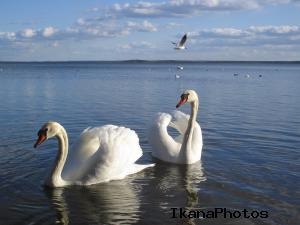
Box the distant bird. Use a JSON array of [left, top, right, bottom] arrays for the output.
[[233, 73, 239, 76], [172, 33, 187, 50], [175, 74, 181, 79], [259, 74, 262, 77], [177, 66, 184, 70]]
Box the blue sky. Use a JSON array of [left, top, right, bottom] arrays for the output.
[[1, 0, 300, 61]]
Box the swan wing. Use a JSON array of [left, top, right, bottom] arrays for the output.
[[148, 113, 181, 163], [170, 110, 189, 135], [191, 121, 203, 160], [77, 125, 145, 185], [62, 128, 102, 181]]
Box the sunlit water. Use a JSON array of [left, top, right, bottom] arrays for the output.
[[0, 61, 299, 225]]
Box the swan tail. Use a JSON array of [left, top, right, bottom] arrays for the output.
[[127, 163, 155, 175]]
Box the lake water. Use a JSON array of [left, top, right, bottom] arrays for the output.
[[0, 61, 299, 225]]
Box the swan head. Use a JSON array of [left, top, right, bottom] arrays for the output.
[[34, 121, 62, 148], [176, 89, 198, 108]]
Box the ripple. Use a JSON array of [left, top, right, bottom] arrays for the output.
[[1, 62, 299, 225]]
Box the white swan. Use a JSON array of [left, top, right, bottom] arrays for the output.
[[148, 90, 203, 164], [34, 121, 154, 187]]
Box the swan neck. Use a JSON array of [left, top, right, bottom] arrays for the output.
[[47, 126, 69, 187], [187, 101, 198, 141], [182, 100, 198, 162]]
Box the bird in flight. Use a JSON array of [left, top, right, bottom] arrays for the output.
[[172, 33, 187, 50]]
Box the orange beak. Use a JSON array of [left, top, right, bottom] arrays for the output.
[[34, 134, 47, 148], [176, 96, 188, 108]]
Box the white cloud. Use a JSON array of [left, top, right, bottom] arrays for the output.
[[165, 22, 183, 29], [127, 20, 157, 32], [248, 25, 299, 34], [206, 28, 249, 37], [21, 29, 36, 38], [191, 25, 300, 47], [1, 0, 299, 61], [90, 0, 299, 19], [0, 32, 16, 41], [108, 0, 258, 18], [43, 27, 56, 37], [119, 41, 156, 50], [77, 18, 86, 25]]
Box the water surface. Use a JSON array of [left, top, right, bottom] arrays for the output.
[[0, 61, 299, 224]]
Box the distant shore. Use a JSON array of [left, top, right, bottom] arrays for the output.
[[1, 60, 300, 64]]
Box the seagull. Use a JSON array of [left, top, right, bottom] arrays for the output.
[[177, 66, 184, 70], [172, 33, 187, 50]]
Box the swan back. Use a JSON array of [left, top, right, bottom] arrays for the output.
[[148, 113, 180, 162], [148, 111, 203, 164], [35, 121, 153, 187], [63, 125, 143, 185]]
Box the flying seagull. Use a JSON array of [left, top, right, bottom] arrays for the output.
[[172, 33, 187, 50]]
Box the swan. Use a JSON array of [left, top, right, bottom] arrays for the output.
[[34, 121, 154, 187], [148, 90, 203, 164]]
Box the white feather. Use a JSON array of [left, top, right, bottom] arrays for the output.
[[62, 125, 154, 185], [148, 110, 203, 164], [37, 121, 154, 187]]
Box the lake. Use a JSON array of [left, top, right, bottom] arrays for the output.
[[0, 61, 299, 225]]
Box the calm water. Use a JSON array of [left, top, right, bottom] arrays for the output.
[[0, 61, 299, 225]]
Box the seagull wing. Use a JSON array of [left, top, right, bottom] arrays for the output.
[[179, 34, 187, 46]]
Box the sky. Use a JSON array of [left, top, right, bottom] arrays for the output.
[[0, 0, 300, 61]]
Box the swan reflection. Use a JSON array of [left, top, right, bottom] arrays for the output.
[[139, 161, 206, 225], [46, 162, 205, 225], [154, 162, 205, 192], [46, 177, 142, 225], [46, 188, 69, 225]]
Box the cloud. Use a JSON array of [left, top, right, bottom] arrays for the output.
[[1, 0, 299, 60], [248, 25, 299, 34], [21, 29, 36, 38], [100, 0, 297, 19], [0, 31, 16, 41], [119, 41, 156, 50], [1, 23, 299, 53], [126, 20, 157, 32], [77, 18, 86, 26], [165, 22, 183, 29], [0, 18, 158, 46], [191, 25, 300, 47], [42, 27, 56, 37]]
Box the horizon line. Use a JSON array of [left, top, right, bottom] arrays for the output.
[[1, 59, 300, 63]]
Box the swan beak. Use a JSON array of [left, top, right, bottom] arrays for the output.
[[34, 133, 47, 148], [176, 96, 188, 108]]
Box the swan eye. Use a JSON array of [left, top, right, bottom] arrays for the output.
[[37, 128, 48, 136], [181, 93, 189, 100]]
